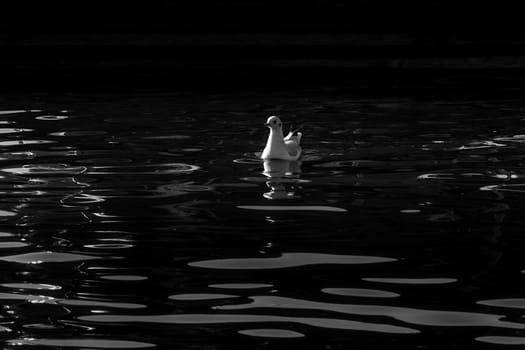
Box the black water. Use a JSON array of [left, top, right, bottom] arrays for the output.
[[0, 93, 525, 348]]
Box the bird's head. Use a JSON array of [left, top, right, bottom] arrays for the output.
[[265, 116, 283, 129]]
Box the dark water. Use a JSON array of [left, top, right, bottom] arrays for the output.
[[0, 93, 525, 349]]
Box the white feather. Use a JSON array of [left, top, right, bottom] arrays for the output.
[[261, 117, 302, 161]]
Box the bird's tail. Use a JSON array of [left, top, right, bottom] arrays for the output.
[[287, 124, 303, 144], [295, 132, 302, 144]]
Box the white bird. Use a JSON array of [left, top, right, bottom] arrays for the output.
[[261, 116, 302, 161]]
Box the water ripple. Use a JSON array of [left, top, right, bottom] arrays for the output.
[[87, 163, 199, 175], [238, 329, 305, 338], [35, 115, 69, 121], [322, 288, 400, 298], [7, 338, 156, 348], [237, 205, 347, 212], [99, 275, 148, 281], [476, 336, 525, 345], [217, 296, 525, 329], [0, 110, 26, 115], [0, 251, 100, 264], [477, 298, 525, 309], [60, 299, 146, 309], [169, 293, 239, 301], [1, 283, 61, 290], [209, 283, 274, 289], [0, 210, 17, 217], [49, 130, 107, 137], [189, 252, 396, 270], [494, 135, 525, 143], [481, 184, 525, 193], [79, 313, 419, 334], [2, 164, 87, 176], [0, 128, 33, 134], [362, 278, 457, 285], [0, 140, 54, 147], [0, 292, 146, 309], [143, 135, 190, 140]]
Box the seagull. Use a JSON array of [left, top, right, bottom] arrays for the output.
[[260, 116, 302, 161]]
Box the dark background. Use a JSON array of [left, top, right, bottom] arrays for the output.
[[2, 0, 525, 94]]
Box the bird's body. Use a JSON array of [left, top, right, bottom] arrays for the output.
[[261, 116, 302, 161]]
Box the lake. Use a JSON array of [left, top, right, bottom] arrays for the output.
[[0, 92, 524, 348]]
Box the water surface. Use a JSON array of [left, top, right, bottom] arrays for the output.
[[0, 93, 524, 348]]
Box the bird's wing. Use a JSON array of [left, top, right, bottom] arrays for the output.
[[284, 131, 302, 144], [285, 139, 301, 157]]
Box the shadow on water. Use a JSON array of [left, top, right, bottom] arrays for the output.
[[0, 94, 524, 348]]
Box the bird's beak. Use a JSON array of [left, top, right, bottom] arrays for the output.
[[264, 122, 270, 126]]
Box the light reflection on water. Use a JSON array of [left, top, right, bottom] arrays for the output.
[[0, 95, 523, 348]]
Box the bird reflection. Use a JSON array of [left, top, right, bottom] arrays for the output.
[[262, 159, 302, 200]]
